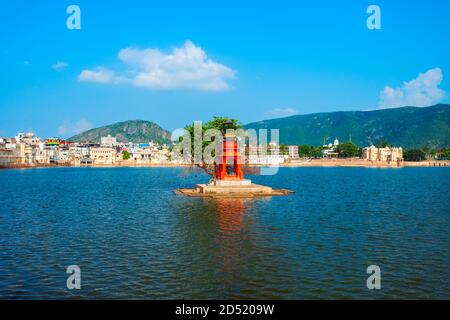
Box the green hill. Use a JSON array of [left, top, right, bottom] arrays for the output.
[[69, 120, 172, 144], [245, 104, 450, 149]]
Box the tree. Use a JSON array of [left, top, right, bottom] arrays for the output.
[[404, 149, 426, 161], [298, 145, 313, 157], [182, 116, 243, 177], [122, 150, 131, 160], [437, 148, 450, 160], [336, 141, 361, 158], [421, 146, 438, 160], [279, 144, 288, 155], [376, 139, 391, 148], [296, 145, 324, 158], [311, 146, 324, 158]]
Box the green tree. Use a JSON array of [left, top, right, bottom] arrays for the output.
[[298, 145, 313, 157], [291, 144, 324, 158], [376, 139, 391, 148], [421, 146, 437, 160], [296, 145, 322, 158], [122, 150, 131, 160], [336, 141, 360, 158], [311, 146, 324, 158], [404, 149, 426, 161], [279, 144, 288, 155], [437, 148, 450, 160], [184, 116, 241, 136], [182, 116, 243, 177]]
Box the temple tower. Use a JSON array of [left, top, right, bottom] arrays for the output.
[[217, 133, 244, 180]]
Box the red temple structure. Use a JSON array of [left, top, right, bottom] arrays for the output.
[[216, 133, 244, 180]]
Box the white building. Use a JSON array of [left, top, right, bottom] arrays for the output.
[[15, 132, 41, 145], [101, 135, 117, 147], [322, 138, 340, 158], [248, 154, 286, 165], [287, 145, 299, 159], [0, 138, 15, 149]]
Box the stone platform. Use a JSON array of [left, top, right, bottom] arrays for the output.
[[174, 179, 293, 198], [211, 179, 252, 187]]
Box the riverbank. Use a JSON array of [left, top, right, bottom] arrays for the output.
[[0, 162, 192, 169], [282, 158, 450, 168], [0, 163, 72, 169]]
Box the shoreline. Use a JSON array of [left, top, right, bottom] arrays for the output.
[[282, 159, 450, 168], [1, 159, 449, 170]]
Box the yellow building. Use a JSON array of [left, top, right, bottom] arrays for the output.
[[362, 145, 403, 162], [90, 147, 117, 165], [0, 148, 22, 166], [0, 142, 49, 167]]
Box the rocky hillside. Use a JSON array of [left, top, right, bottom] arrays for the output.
[[69, 120, 172, 144]]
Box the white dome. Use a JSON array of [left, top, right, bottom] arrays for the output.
[[333, 138, 339, 146]]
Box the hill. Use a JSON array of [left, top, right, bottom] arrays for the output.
[[69, 120, 172, 144], [244, 104, 450, 149]]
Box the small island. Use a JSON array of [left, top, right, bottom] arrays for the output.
[[175, 132, 293, 198], [173, 117, 293, 198]]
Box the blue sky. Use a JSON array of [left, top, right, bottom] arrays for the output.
[[1, 0, 449, 138]]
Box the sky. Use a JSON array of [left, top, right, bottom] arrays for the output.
[[1, 0, 449, 138]]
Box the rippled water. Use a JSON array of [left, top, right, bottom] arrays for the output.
[[0, 167, 449, 299]]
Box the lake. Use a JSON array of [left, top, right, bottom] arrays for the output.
[[0, 167, 449, 299]]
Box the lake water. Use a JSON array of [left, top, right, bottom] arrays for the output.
[[0, 167, 449, 299]]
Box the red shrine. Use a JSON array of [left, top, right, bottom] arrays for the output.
[[216, 133, 244, 180]]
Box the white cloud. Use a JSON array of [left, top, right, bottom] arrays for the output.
[[378, 68, 446, 108], [78, 41, 235, 91], [78, 67, 120, 84], [266, 107, 299, 117], [51, 61, 69, 71], [58, 118, 93, 137]]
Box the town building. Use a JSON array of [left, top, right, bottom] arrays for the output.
[[0, 137, 15, 149], [45, 138, 63, 147], [16, 132, 40, 145], [287, 145, 299, 159], [101, 135, 117, 147], [0, 141, 49, 166], [0, 133, 51, 167], [245, 141, 285, 165], [362, 145, 403, 162], [0, 147, 22, 166], [248, 154, 286, 165], [33, 143, 50, 164], [132, 144, 171, 164], [90, 147, 117, 165], [322, 138, 340, 158]]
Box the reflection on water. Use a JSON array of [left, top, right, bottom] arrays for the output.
[[0, 167, 449, 299], [214, 198, 246, 275]]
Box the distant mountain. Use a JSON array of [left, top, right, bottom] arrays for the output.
[[245, 104, 450, 149], [69, 120, 172, 144]]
